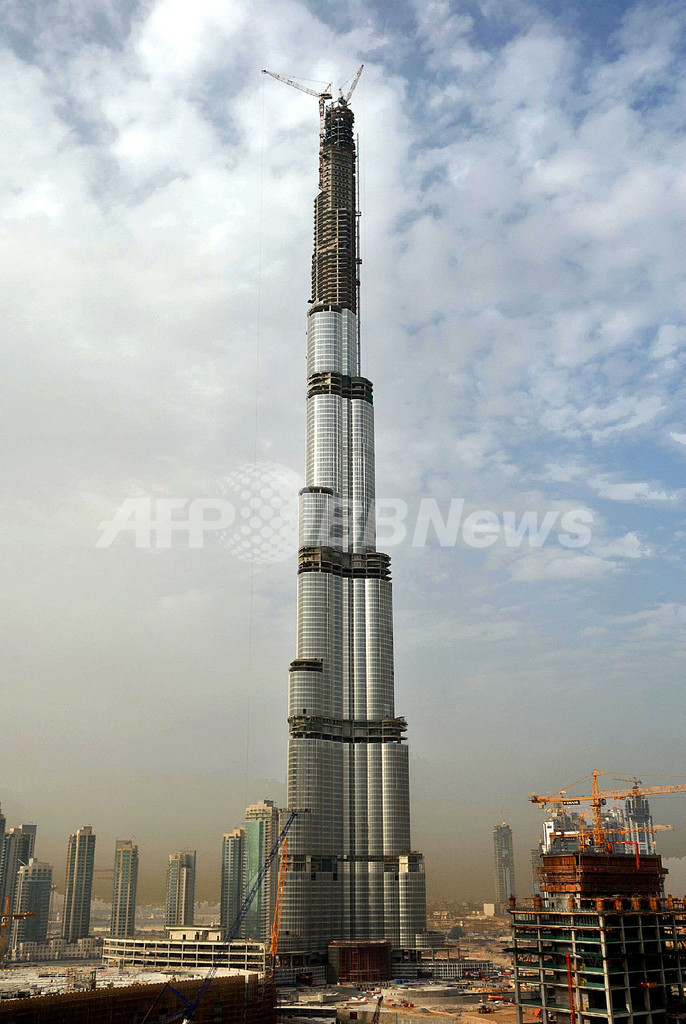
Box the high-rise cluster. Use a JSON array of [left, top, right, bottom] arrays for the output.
[[280, 95, 426, 954], [220, 800, 279, 942]]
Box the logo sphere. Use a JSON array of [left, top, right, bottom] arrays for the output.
[[218, 462, 302, 564]]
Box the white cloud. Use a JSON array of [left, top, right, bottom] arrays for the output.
[[610, 603, 686, 646], [652, 325, 685, 360], [589, 477, 676, 503], [593, 531, 651, 560]]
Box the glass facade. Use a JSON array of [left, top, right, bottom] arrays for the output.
[[220, 828, 245, 937], [62, 825, 95, 942], [165, 851, 195, 928], [12, 859, 52, 947], [281, 98, 426, 954], [110, 840, 138, 938]]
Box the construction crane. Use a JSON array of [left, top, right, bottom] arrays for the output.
[[143, 811, 297, 1024], [0, 896, 34, 965], [262, 66, 363, 184], [269, 836, 288, 967], [531, 770, 686, 848], [548, 810, 673, 850]]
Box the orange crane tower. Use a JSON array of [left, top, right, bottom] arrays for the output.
[[269, 836, 288, 963]]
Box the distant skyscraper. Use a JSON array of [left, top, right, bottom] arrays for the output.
[[243, 801, 279, 943], [0, 807, 4, 916], [493, 822, 516, 914], [0, 805, 5, 885], [12, 859, 52, 948], [110, 840, 138, 938], [0, 824, 37, 920], [165, 851, 195, 927], [624, 792, 654, 855], [220, 828, 245, 938], [63, 825, 96, 942]]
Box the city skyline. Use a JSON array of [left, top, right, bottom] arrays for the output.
[[2, 0, 686, 905]]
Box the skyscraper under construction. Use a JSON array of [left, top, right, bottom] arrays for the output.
[[279, 85, 426, 954]]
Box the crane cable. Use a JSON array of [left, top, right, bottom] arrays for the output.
[[244, 73, 267, 808]]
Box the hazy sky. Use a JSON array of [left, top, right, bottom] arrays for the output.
[[2, 0, 686, 905]]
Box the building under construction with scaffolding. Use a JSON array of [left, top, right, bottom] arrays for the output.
[[512, 777, 686, 1024]]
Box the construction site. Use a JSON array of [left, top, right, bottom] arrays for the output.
[[511, 772, 686, 1024], [0, 971, 276, 1024]]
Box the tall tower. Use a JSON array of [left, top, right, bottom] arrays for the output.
[[493, 822, 516, 914], [281, 93, 426, 954], [110, 840, 139, 938], [220, 828, 245, 937], [0, 824, 37, 922], [165, 851, 195, 927], [243, 800, 279, 942], [62, 824, 95, 942], [12, 859, 52, 949]]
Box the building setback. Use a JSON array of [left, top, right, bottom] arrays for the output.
[[279, 88, 426, 954], [62, 825, 96, 942], [11, 858, 52, 948], [110, 839, 138, 938], [493, 822, 516, 914], [165, 851, 195, 927]]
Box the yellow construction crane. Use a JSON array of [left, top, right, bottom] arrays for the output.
[[531, 770, 686, 847], [552, 811, 673, 849], [269, 836, 288, 964]]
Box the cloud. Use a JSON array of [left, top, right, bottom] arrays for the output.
[[506, 530, 651, 581], [609, 603, 686, 647], [652, 325, 685, 360], [588, 477, 677, 503]]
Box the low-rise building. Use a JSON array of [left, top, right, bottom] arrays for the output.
[[11, 936, 101, 962], [101, 931, 266, 972]]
